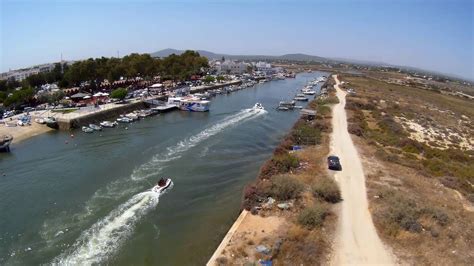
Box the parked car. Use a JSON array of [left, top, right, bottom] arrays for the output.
[[327, 155, 342, 171]]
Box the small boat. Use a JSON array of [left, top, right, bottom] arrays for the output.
[[277, 106, 289, 111], [44, 117, 58, 129], [35, 118, 45, 124], [0, 135, 13, 152], [302, 89, 316, 95], [254, 103, 264, 110], [100, 121, 117, 128], [279, 100, 296, 109], [151, 178, 172, 194], [295, 106, 303, 109], [82, 126, 94, 133], [116, 117, 132, 123], [125, 113, 139, 121], [294, 96, 309, 101], [89, 124, 102, 131]]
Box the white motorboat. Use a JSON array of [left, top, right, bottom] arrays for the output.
[[151, 178, 173, 194], [294, 95, 309, 101], [125, 113, 139, 121], [254, 103, 264, 110], [279, 100, 296, 109], [116, 117, 132, 123], [82, 126, 94, 133], [35, 118, 45, 124], [89, 124, 102, 131], [277, 106, 289, 111], [100, 121, 118, 128], [302, 89, 316, 95], [170, 96, 210, 112]]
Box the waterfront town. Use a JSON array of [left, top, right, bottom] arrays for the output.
[[2, 1, 473, 265], [0, 52, 304, 149]]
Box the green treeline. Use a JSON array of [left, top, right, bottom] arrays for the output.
[[0, 51, 209, 107]]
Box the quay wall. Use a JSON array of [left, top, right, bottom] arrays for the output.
[[56, 101, 149, 130], [55, 80, 243, 130]]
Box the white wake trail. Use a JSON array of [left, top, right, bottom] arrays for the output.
[[52, 185, 172, 265], [131, 107, 266, 180]]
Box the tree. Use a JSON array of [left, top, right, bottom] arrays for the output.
[[216, 75, 225, 82], [110, 87, 127, 101], [203, 76, 215, 84], [3, 87, 35, 108]]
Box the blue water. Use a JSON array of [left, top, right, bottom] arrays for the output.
[[0, 72, 325, 265]]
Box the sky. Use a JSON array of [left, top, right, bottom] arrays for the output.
[[1, 0, 473, 79]]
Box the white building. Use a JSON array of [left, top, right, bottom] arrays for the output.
[[0, 63, 57, 82], [254, 61, 274, 74], [215, 60, 249, 74]]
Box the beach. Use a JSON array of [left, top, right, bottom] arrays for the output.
[[0, 122, 52, 144]]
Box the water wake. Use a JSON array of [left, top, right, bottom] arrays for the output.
[[53, 184, 172, 265], [53, 107, 265, 264], [131, 107, 266, 180]]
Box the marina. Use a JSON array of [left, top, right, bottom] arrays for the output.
[[0, 72, 325, 265]]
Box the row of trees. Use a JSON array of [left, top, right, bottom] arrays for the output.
[[0, 51, 209, 108]]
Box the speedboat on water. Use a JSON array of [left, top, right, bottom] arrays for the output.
[[152, 178, 172, 194], [254, 103, 264, 110]]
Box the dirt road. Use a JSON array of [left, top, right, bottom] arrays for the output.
[[330, 75, 396, 265]]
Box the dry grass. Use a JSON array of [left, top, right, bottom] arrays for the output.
[[235, 78, 340, 264], [342, 73, 474, 265]]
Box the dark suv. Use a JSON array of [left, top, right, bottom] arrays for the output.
[[327, 155, 342, 171]]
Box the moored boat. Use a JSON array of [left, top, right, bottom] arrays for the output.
[[100, 121, 118, 128], [82, 126, 94, 133], [89, 124, 102, 131], [116, 117, 132, 123], [0, 135, 13, 152], [44, 117, 58, 129]]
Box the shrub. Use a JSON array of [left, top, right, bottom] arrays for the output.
[[273, 153, 300, 172], [242, 181, 271, 210], [292, 123, 321, 145], [297, 204, 330, 229], [270, 175, 304, 200], [381, 191, 423, 234], [348, 123, 364, 136], [317, 105, 331, 117], [312, 179, 342, 203], [259, 153, 300, 179]]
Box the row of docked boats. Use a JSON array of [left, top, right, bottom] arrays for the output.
[[277, 76, 326, 111], [168, 81, 259, 112], [81, 109, 159, 133]]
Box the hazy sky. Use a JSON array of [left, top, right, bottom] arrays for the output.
[[1, 0, 473, 79]]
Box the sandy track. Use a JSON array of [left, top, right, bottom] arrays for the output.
[[330, 75, 396, 265]]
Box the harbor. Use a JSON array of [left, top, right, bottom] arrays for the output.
[[0, 72, 326, 265]]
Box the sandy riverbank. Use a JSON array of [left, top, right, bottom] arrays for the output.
[[0, 123, 52, 144]]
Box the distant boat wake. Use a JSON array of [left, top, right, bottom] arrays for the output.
[[51, 107, 265, 265], [131, 106, 267, 180], [52, 183, 173, 265]]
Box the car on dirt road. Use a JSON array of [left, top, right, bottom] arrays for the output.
[[327, 155, 342, 171]]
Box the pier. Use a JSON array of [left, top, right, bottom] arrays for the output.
[[31, 80, 245, 130]]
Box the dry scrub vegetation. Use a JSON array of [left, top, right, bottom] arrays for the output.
[[342, 73, 474, 265], [215, 78, 341, 265]]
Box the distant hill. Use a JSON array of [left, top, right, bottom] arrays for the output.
[[150, 49, 473, 83], [150, 49, 328, 62]]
